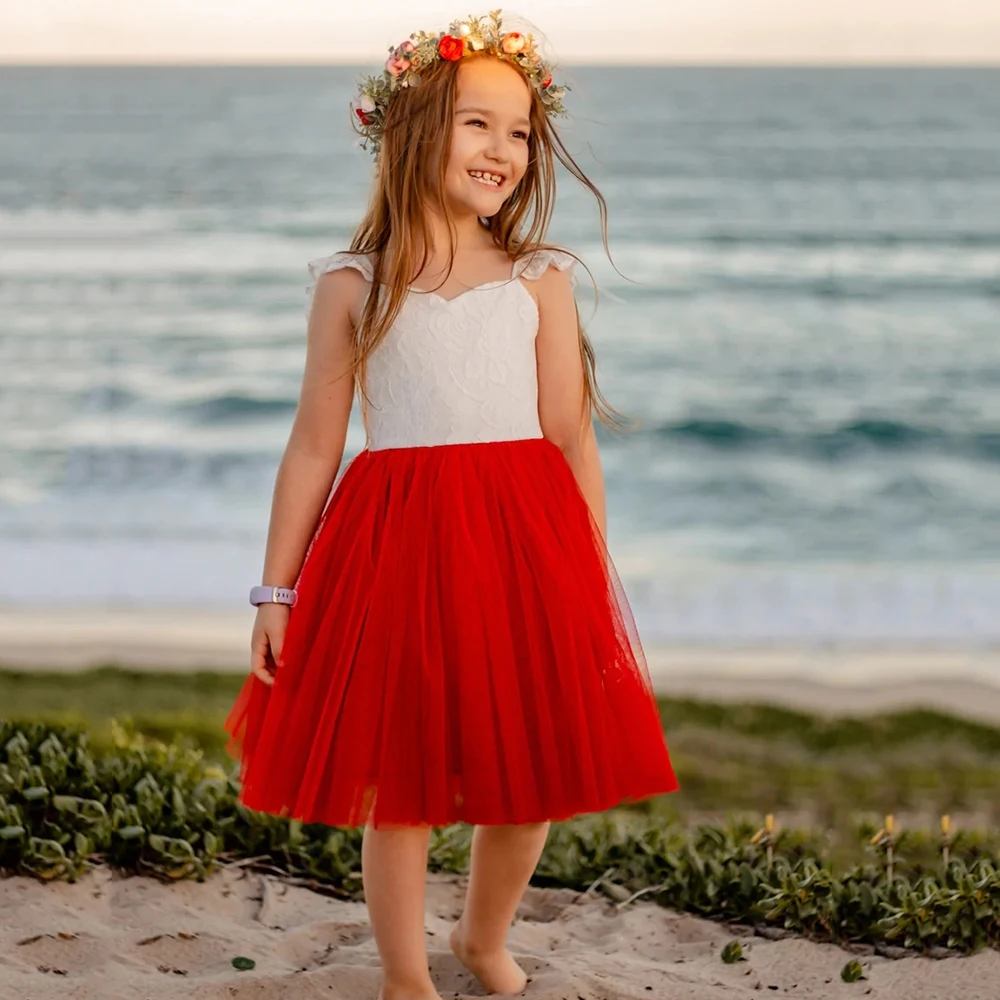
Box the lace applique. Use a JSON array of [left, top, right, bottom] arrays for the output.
[[302, 248, 579, 450]]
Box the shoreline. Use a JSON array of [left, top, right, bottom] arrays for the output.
[[4, 607, 1000, 723]]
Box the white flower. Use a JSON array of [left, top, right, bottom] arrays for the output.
[[468, 34, 485, 50], [458, 23, 471, 37], [501, 32, 526, 54], [360, 93, 376, 113]]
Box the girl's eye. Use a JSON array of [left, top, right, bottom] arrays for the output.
[[467, 119, 529, 141]]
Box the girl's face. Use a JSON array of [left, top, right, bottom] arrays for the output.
[[444, 58, 533, 220]]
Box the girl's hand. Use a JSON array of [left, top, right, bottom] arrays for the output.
[[250, 603, 290, 686]]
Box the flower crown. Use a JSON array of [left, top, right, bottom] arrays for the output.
[[352, 9, 569, 160]]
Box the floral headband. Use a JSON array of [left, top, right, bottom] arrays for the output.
[[352, 9, 569, 160]]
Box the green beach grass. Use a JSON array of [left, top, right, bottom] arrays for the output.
[[5, 711, 999, 954], [3, 664, 999, 848]]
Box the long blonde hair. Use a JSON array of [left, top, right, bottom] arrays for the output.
[[343, 51, 627, 430]]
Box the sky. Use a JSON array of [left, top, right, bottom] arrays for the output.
[[2, 1, 999, 65]]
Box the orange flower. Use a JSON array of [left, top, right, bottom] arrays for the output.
[[437, 34, 466, 60]]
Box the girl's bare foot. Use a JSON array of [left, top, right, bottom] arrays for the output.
[[449, 920, 528, 995], [377, 983, 443, 1000]]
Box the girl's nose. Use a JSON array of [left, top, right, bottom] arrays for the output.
[[486, 136, 510, 163]]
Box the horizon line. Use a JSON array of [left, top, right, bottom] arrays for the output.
[[2, 58, 999, 69]]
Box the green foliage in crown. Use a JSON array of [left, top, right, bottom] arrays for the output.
[[352, 9, 569, 160]]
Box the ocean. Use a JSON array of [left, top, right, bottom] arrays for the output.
[[2, 65, 998, 643]]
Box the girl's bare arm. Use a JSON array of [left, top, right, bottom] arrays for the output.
[[259, 268, 361, 588], [534, 266, 607, 540]]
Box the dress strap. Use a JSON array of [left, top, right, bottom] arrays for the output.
[[310, 249, 575, 284], [306, 248, 579, 308], [514, 248, 578, 286]]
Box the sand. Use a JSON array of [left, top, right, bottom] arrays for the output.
[[4, 607, 1000, 723], [4, 609, 1000, 996], [3, 864, 1000, 1000]]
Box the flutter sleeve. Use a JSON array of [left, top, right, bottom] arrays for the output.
[[304, 251, 374, 314], [514, 248, 579, 287]]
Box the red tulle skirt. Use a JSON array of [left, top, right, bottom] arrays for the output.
[[224, 437, 679, 828]]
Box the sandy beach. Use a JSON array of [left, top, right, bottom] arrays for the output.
[[4, 863, 1000, 1000], [3, 607, 1000, 723], [3, 612, 1000, 998], [5, 612, 1000, 998]]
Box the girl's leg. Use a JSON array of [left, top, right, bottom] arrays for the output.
[[449, 821, 551, 995], [362, 822, 441, 1000]]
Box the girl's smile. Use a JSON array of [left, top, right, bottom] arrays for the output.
[[468, 169, 505, 188]]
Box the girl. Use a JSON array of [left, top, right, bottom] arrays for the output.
[[224, 11, 679, 1000]]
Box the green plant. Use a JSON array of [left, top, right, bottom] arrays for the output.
[[2, 720, 999, 957]]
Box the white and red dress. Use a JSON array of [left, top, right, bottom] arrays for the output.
[[224, 248, 679, 827]]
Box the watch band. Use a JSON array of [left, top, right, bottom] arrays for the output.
[[249, 585, 297, 607]]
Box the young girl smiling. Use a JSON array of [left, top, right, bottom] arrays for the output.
[[225, 12, 679, 999]]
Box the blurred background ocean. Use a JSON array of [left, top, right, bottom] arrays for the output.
[[2, 65, 998, 646]]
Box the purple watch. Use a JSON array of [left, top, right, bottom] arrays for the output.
[[249, 585, 297, 607]]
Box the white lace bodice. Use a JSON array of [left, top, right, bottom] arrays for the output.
[[306, 248, 578, 451]]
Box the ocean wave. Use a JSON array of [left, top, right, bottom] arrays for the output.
[[54, 444, 278, 489], [710, 275, 1000, 300], [177, 394, 297, 424], [700, 229, 1000, 248], [639, 418, 1000, 460]]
